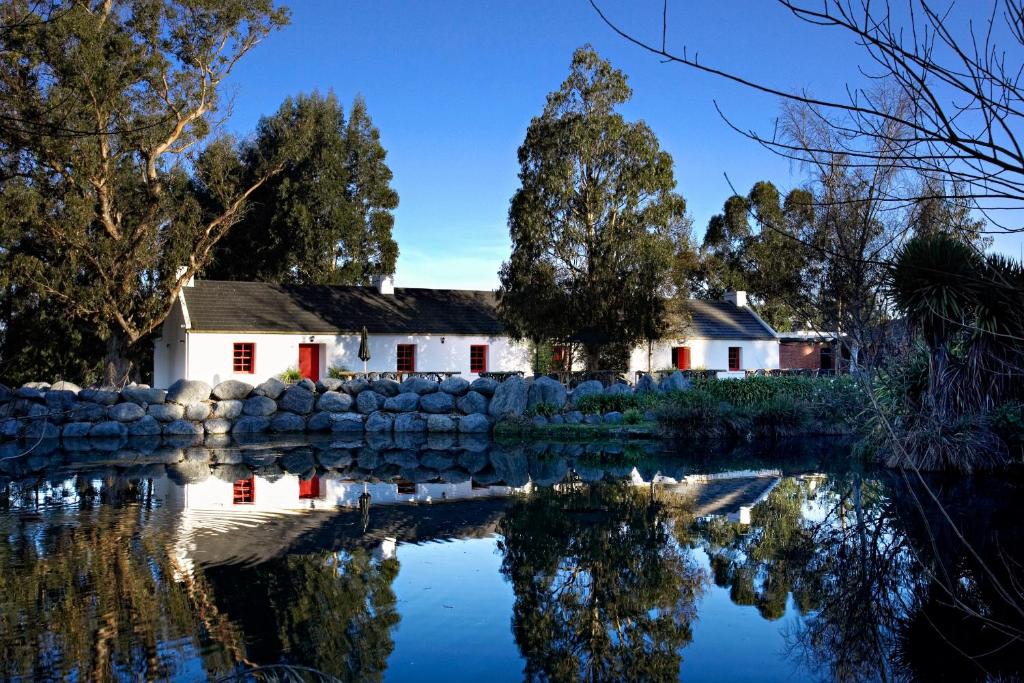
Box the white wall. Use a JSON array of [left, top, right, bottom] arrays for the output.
[[153, 299, 187, 388], [627, 338, 780, 375], [180, 330, 533, 387]]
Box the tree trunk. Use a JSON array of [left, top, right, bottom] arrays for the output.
[[103, 331, 134, 388], [584, 344, 601, 372]]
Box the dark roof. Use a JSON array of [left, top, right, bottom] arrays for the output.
[[682, 300, 777, 340], [182, 280, 504, 335]]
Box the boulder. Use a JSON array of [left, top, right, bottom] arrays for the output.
[[296, 378, 316, 393], [426, 414, 457, 432], [550, 414, 565, 424], [570, 380, 603, 405], [401, 376, 439, 395], [330, 412, 365, 432], [527, 376, 568, 410], [531, 415, 549, 427], [317, 391, 353, 413], [604, 382, 631, 396], [278, 385, 315, 414], [530, 457, 569, 486], [318, 448, 353, 469], [370, 378, 401, 397], [0, 418, 23, 439], [307, 411, 335, 432], [419, 391, 454, 414], [583, 414, 603, 425], [469, 377, 499, 396], [254, 377, 288, 399], [232, 416, 270, 434], [457, 450, 489, 472], [203, 418, 233, 435], [121, 386, 167, 405], [281, 449, 316, 475], [271, 412, 306, 432], [425, 433, 456, 451], [164, 419, 203, 436], [458, 413, 491, 433], [46, 390, 79, 412], [243, 395, 278, 417], [456, 391, 489, 415], [148, 403, 185, 422], [166, 379, 211, 406], [80, 388, 119, 405], [384, 392, 420, 412], [365, 411, 394, 432], [317, 377, 345, 392], [356, 390, 384, 414], [0, 384, 11, 402], [71, 401, 107, 422], [184, 403, 211, 421], [210, 400, 243, 420], [212, 380, 253, 400], [25, 421, 59, 440], [488, 376, 528, 418], [393, 412, 427, 432], [490, 446, 530, 487], [108, 402, 146, 422], [128, 415, 163, 436], [660, 371, 692, 393], [439, 468, 471, 484], [604, 411, 624, 424], [634, 373, 658, 394], [439, 376, 470, 396], [90, 420, 127, 438], [50, 380, 81, 393], [61, 422, 93, 438], [15, 385, 45, 400], [342, 378, 369, 395]]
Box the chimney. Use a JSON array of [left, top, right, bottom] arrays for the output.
[[722, 290, 747, 307], [372, 274, 394, 295], [176, 266, 195, 288]]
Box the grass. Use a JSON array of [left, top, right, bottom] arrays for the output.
[[493, 416, 660, 441]]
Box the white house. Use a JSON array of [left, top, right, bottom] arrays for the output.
[[153, 277, 779, 387]]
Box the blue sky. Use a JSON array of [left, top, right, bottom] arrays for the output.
[[220, 1, 1022, 289]]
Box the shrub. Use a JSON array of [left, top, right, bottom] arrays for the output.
[[327, 365, 351, 379], [574, 391, 658, 415], [279, 367, 303, 382], [622, 408, 644, 424], [654, 391, 736, 439], [525, 402, 561, 418], [749, 396, 813, 437]]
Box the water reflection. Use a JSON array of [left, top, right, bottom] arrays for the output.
[[0, 435, 1021, 681]]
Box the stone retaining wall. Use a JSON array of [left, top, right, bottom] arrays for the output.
[[0, 371, 692, 443]]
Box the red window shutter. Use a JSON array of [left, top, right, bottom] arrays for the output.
[[233, 477, 255, 504], [728, 347, 741, 371], [299, 475, 320, 499], [681, 347, 691, 370], [233, 343, 255, 373], [470, 345, 488, 373], [397, 344, 416, 372]]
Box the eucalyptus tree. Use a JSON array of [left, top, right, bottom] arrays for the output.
[[498, 46, 691, 370], [0, 0, 301, 384]]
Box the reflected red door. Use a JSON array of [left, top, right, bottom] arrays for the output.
[[298, 343, 320, 381], [299, 475, 320, 499]]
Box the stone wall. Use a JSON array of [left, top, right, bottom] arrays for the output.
[[0, 371, 693, 444]]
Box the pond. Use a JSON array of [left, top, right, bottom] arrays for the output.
[[0, 434, 1021, 682]]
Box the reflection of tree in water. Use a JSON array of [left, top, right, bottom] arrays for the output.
[[203, 548, 400, 682], [497, 480, 705, 682]]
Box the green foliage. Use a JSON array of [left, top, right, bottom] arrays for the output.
[[278, 367, 303, 382], [207, 92, 399, 285], [574, 391, 660, 415], [692, 375, 865, 423], [622, 408, 644, 424], [749, 396, 813, 437], [328, 365, 351, 379], [524, 402, 560, 418], [498, 46, 692, 368]]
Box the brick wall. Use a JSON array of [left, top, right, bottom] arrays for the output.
[[780, 341, 824, 370]]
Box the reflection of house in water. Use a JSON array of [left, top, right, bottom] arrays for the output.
[[635, 469, 784, 524]]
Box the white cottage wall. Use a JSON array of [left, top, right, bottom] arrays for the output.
[[627, 338, 780, 376], [152, 299, 187, 389]]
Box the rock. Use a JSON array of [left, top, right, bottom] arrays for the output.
[[296, 378, 316, 393], [80, 388, 119, 405], [426, 414, 457, 432], [439, 468, 471, 484], [278, 385, 315, 415], [307, 411, 335, 432], [129, 415, 163, 436], [356, 390, 384, 414], [318, 448, 353, 468], [634, 374, 658, 394], [393, 412, 427, 432], [148, 403, 185, 422], [318, 391, 353, 413], [365, 411, 394, 432], [25, 421, 59, 440], [550, 414, 565, 424], [254, 377, 288, 399], [70, 401, 107, 422], [281, 449, 315, 475], [15, 385, 45, 400], [90, 421, 127, 438], [317, 377, 345, 392], [527, 376, 568, 410], [370, 378, 401, 397], [166, 379, 211, 406], [61, 422, 93, 438], [184, 403, 211, 421], [243, 395, 278, 417], [570, 380, 603, 405], [108, 402, 145, 422], [342, 378, 369, 395], [212, 380, 253, 400], [0, 384, 11, 402], [121, 386, 167, 404], [458, 450, 489, 472], [605, 382, 631, 395], [211, 400, 243, 420], [203, 418, 233, 435], [458, 413, 491, 433], [46, 390, 79, 412], [232, 416, 270, 434], [419, 392, 454, 414], [531, 415, 549, 427], [469, 377, 499, 397], [660, 370, 691, 393], [271, 412, 306, 432], [583, 414, 603, 425], [164, 419, 203, 436], [384, 392, 420, 412], [0, 418, 23, 439], [330, 412, 365, 432], [456, 391, 489, 415], [530, 457, 569, 486], [439, 376, 470, 396], [50, 380, 81, 393], [401, 376, 439, 395], [643, 409, 657, 422], [488, 376, 528, 418], [491, 446, 529, 487], [604, 411, 624, 424]]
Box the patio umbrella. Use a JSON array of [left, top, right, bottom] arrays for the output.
[[358, 325, 371, 375]]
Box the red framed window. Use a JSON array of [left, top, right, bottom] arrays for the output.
[[728, 347, 742, 372], [671, 346, 691, 370], [397, 480, 416, 495], [396, 344, 416, 372], [470, 345, 488, 373], [551, 345, 569, 369], [299, 475, 321, 500], [233, 342, 255, 373], [233, 477, 255, 504]]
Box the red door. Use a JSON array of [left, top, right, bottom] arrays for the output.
[[298, 343, 320, 381]]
